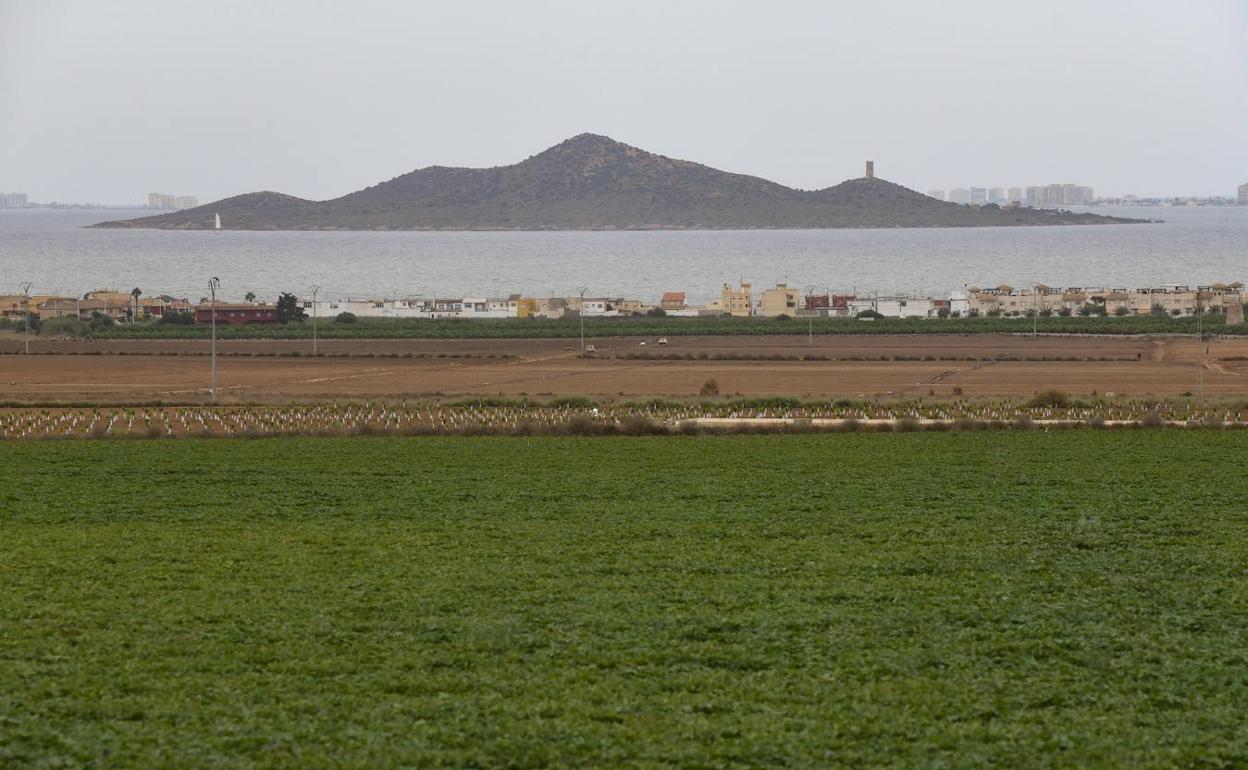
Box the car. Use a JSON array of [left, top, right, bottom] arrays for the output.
[[657, 337, 669, 346], [585, 344, 597, 353], [639, 340, 647, 346]]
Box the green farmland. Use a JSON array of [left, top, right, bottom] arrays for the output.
[[75, 312, 1246, 339], [3, 433, 1247, 768]]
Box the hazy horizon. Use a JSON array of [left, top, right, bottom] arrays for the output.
[[2, 0, 1245, 204]]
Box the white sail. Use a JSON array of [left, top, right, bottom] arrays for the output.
[[214, 213, 222, 230]]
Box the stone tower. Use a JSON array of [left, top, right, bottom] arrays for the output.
[[865, 161, 875, 179], [1227, 300, 1245, 326]]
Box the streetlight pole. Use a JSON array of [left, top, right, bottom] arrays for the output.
[[310, 285, 320, 356], [209, 277, 220, 403], [576, 286, 587, 350], [19, 282, 31, 355]]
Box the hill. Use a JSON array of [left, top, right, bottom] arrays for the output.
[[94, 134, 1146, 230]]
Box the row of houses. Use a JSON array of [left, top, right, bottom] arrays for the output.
[[710, 282, 951, 318], [704, 281, 1247, 319], [5, 282, 1245, 326], [961, 283, 1247, 317], [0, 291, 192, 322]]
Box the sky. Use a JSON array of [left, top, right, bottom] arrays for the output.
[[1, 0, 1245, 203]]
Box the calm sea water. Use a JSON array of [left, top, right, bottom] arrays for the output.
[[2, 206, 1245, 303]]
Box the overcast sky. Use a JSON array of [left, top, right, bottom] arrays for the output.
[[2, 0, 1245, 203]]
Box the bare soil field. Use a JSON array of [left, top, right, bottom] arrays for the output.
[[1, 334, 1244, 403]]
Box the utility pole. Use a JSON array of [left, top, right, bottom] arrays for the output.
[[805, 284, 828, 346], [1032, 284, 1038, 337], [19, 282, 31, 354], [577, 286, 587, 350], [209, 277, 220, 403], [310, 285, 321, 356], [1197, 292, 1204, 404]]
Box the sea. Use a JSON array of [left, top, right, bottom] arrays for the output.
[[1, 206, 1245, 304]]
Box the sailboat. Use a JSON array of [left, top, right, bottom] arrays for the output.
[[213, 212, 222, 232]]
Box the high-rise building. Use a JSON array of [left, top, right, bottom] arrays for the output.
[[1023, 184, 1092, 208], [1007, 187, 1023, 204], [970, 187, 987, 205], [948, 188, 972, 205], [0, 192, 28, 208], [149, 193, 198, 210], [988, 187, 1005, 204], [1238, 182, 1248, 205], [926, 189, 946, 201]]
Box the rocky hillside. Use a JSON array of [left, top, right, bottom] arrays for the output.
[[95, 134, 1146, 230]]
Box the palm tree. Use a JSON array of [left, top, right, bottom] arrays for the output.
[[130, 287, 142, 323], [244, 291, 257, 303]]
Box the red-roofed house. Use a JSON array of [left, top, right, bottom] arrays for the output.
[[660, 292, 687, 310]]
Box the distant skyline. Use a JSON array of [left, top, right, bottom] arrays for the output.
[[2, 0, 1246, 203]]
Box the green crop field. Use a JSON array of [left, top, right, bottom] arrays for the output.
[[66, 312, 1247, 339], [3, 433, 1247, 768]]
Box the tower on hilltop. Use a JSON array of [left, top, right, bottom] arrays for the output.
[[865, 161, 875, 179]]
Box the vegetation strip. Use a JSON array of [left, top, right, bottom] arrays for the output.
[[16, 313, 1243, 339], [3, 393, 1245, 439]]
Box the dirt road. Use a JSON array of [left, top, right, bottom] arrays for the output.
[[1, 334, 1243, 402]]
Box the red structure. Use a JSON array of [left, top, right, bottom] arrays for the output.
[[831, 295, 856, 312], [804, 294, 829, 311], [194, 303, 278, 326]]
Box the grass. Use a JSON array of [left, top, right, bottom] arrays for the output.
[[2, 433, 1247, 768], [77, 312, 1248, 339]]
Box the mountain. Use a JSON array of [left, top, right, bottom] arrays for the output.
[[94, 134, 1146, 230]]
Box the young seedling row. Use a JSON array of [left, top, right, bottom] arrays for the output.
[[2, 394, 1245, 440]]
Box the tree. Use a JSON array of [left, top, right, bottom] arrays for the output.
[[335, 311, 358, 324], [1113, 306, 1130, 316], [275, 292, 307, 324], [646, 307, 667, 317], [159, 311, 194, 326], [245, 291, 257, 303], [130, 287, 142, 322]]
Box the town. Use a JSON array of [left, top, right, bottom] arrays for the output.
[[2, 280, 1245, 327]]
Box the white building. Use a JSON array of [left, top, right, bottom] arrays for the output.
[[300, 297, 517, 319]]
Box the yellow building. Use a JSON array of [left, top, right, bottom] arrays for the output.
[[720, 281, 753, 317], [759, 284, 800, 317], [515, 298, 540, 319], [1, 295, 75, 320]]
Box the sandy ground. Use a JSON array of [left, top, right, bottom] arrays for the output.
[[1, 334, 1245, 402]]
